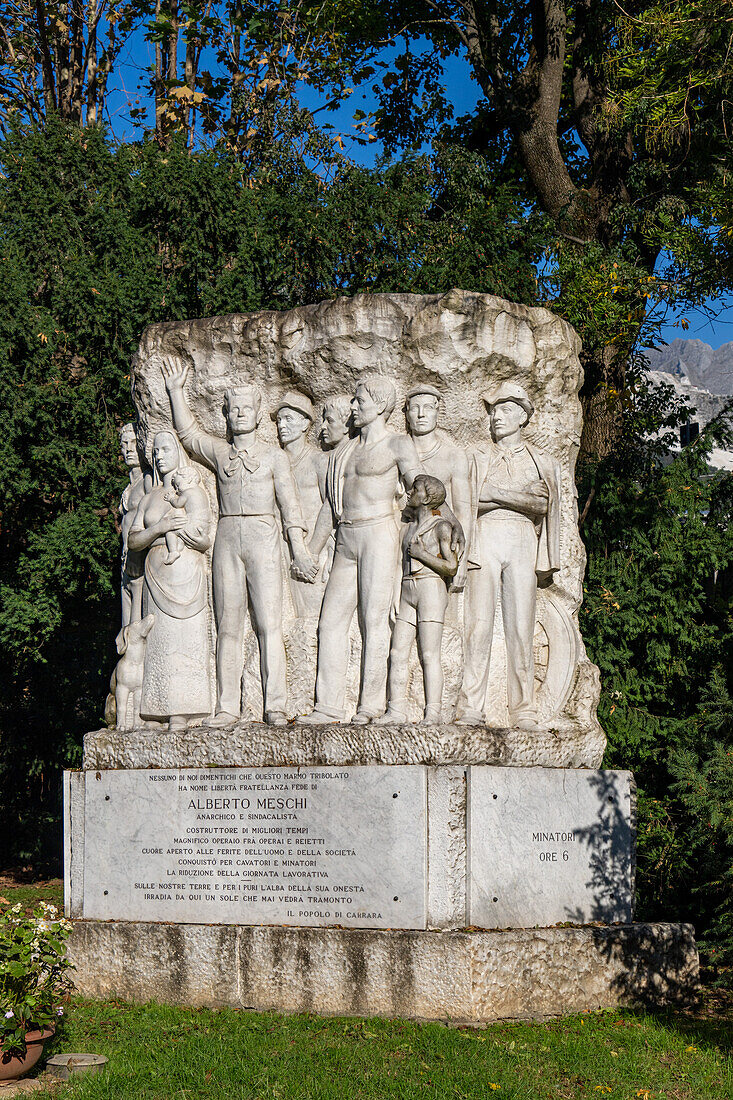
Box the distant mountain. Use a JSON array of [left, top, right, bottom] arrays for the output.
[[642, 339, 733, 471], [642, 338, 733, 396]]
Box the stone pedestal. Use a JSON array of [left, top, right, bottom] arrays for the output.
[[64, 725, 699, 1021]]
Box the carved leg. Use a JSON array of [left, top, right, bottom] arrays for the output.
[[501, 526, 539, 727], [211, 519, 246, 721], [457, 530, 501, 722], [115, 684, 130, 731], [374, 617, 414, 723], [417, 619, 444, 722], [310, 541, 358, 720], [247, 537, 287, 719], [355, 520, 400, 719], [131, 686, 142, 729]]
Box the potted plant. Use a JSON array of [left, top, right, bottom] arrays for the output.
[[0, 900, 74, 1082]]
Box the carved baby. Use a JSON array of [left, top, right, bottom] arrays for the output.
[[163, 466, 205, 565]]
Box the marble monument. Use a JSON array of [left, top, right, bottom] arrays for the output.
[[65, 291, 699, 1022]]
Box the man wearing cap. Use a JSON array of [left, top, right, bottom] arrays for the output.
[[458, 382, 561, 730], [274, 391, 328, 619], [161, 358, 317, 728], [403, 384, 473, 591]]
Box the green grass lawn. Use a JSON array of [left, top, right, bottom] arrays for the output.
[[19, 997, 730, 1100], [0, 876, 63, 913], [4, 879, 731, 1099]]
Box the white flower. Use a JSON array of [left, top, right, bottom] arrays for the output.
[[36, 920, 50, 932], [4, 1010, 14, 1019], [56, 1007, 64, 1017]]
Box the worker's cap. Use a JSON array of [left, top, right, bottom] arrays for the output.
[[482, 382, 534, 420], [272, 391, 315, 422], [405, 384, 443, 403]]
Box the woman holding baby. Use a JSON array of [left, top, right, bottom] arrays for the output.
[[127, 430, 213, 731]]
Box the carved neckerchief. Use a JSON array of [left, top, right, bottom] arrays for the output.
[[224, 443, 260, 476]]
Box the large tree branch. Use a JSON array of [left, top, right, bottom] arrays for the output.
[[513, 0, 579, 224]]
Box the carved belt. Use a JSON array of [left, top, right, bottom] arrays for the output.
[[338, 511, 397, 528]]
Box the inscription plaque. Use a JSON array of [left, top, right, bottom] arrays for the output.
[[468, 766, 633, 928], [82, 766, 427, 928]]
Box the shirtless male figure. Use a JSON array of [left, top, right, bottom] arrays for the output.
[[301, 375, 423, 724]]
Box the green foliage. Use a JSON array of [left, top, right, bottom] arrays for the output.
[[0, 118, 543, 869], [580, 380, 733, 957], [0, 900, 73, 1054]]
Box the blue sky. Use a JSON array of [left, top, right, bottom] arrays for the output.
[[106, 36, 733, 352]]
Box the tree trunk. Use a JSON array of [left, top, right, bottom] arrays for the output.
[[154, 0, 165, 144], [87, 0, 98, 124], [168, 0, 178, 84], [35, 0, 58, 113], [68, 2, 85, 123], [578, 350, 625, 464], [55, 2, 71, 117]]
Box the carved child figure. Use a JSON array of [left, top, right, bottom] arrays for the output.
[[163, 466, 203, 564], [376, 474, 458, 725]]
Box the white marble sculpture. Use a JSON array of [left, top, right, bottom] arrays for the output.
[[274, 392, 328, 619], [118, 290, 602, 740], [376, 474, 458, 724], [161, 360, 317, 727], [404, 386, 473, 592], [119, 423, 147, 627], [319, 394, 353, 450], [113, 613, 155, 730], [303, 375, 423, 724], [127, 431, 213, 731], [458, 383, 560, 730]]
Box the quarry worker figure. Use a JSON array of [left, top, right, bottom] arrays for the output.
[[301, 374, 423, 725], [403, 385, 473, 591], [162, 359, 317, 728], [458, 382, 560, 730], [319, 394, 353, 450], [274, 391, 328, 620]]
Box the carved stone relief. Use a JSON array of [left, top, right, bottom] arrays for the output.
[[116, 289, 601, 741]]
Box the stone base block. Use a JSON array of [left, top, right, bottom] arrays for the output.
[[83, 719, 606, 771], [68, 921, 699, 1023]]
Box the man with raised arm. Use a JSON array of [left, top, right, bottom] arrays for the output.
[[161, 359, 317, 728], [301, 374, 423, 725]]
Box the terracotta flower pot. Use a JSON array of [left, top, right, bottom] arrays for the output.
[[0, 1028, 55, 1082]]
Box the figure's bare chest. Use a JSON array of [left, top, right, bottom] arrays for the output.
[[345, 440, 396, 480]]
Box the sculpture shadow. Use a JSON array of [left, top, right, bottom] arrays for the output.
[[565, 770, 699, 1010]]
